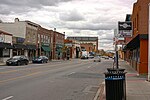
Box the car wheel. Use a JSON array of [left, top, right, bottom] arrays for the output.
[[25, 61, 28, 65], [17, 62, 21, 66], [41, 60, 44, 63]]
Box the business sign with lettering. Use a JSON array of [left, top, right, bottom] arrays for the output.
[[118, 21, 132, 37], [0, 34, 4, 42]]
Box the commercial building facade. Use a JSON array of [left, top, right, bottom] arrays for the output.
[[37, 26, 53, 60], [64, 39, 81, 59], [124, 0, 149, 74], [0, 30, 13, 63], [0, 18, 39, 60], [53, 31, 65, 59], [67, 37, 98, 53]]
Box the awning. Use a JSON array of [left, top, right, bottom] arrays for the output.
[[0, 42, 13, 49], [56, 44, 63, 48], [123, 34, 148, 50], [13, 44, 27, 49], [41, 45, 51, 52], [26, 45, 36, 50]]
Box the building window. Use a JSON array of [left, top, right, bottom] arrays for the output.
[[3, 49, 10, 57]]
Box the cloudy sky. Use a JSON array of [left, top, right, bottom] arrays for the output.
[[0, 0, 137, 50]]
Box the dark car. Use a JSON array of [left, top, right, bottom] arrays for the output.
[[6, 55, 29, 66], [32, 56, 48, 63]]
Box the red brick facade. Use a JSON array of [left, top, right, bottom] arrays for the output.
[[124, 0, 149, 74]]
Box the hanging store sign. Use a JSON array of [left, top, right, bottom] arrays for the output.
[[118, 21, 132, 37]]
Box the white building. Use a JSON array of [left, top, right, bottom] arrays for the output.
[[0, 18, 39, 60], [0, 30, 13, 63]]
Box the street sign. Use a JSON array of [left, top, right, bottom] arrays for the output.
[[118, 21, 132, 37]]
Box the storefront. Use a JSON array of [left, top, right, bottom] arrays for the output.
[[0, 42, 13, 62], [13, 44, 28, 56], [41, 44, 51, 59], [56, 44, 63, 59], [124, 34, 148, 74], [26, 45, 36, 61]]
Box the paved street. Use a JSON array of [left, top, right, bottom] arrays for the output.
[[0, 59, 114, 100]]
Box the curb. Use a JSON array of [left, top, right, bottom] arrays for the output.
[[93, 82, 105, 100]]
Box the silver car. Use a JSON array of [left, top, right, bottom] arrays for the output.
[[93, 56, 101, 62]]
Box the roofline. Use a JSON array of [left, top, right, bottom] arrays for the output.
[[0, 30, 13, 36]]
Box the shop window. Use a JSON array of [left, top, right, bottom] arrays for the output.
[[0, 49, 3, 57], [3, 49, 10, 57]]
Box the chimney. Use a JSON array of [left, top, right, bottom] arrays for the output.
[[54, 28, 56, 31], [15, 18, 19, 22]]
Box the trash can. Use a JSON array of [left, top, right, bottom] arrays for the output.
[[104, 68, 126, 100]]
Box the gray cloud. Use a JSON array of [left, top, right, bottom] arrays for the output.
[[0, 0, 73, 7], [65, 22, 116, 30], [59, 9, 85, 21], [0, 0, 74, 15]]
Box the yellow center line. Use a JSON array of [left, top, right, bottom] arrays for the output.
[[0, 62, 75, 74], [0, 71, 42, 84], [0, 61, 90, 84]]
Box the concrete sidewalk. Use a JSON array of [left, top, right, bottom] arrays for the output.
[[99, 60, 150, 100]]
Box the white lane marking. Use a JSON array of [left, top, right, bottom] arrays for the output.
[[88, 66, 91, 68], [2, 96, 13, 100], [68, 72, 75, 75]]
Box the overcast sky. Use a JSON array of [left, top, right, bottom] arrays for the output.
[[0, 0, 137, 51]]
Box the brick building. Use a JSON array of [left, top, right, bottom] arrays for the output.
[[67, 37, 98, 53], [53, 30, 65, 59], [37, 26, 53, 60], [64, 39, 81, 59], [124, 0, 149, 74]]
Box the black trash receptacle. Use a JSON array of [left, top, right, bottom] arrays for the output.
[[104, 69, 126, 100]]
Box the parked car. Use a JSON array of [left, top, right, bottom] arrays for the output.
[[6, 55, 29, 66], [81, 55, 88, 59], [32, 56, 48, 63], [88, 55, 94, 59], [102, 56, 109, 59], [93, 56, 101, 62]]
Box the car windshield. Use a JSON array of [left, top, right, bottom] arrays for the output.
[[12, 56, 21, 59]]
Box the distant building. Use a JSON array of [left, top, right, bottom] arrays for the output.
[[64, 39, 81, 58], [67, 37, 98, 53]]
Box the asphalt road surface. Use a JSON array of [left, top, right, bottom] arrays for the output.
[[0, 59, 113, 100]]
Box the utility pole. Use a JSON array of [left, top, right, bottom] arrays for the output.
[[114, 29, 119, 69]]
